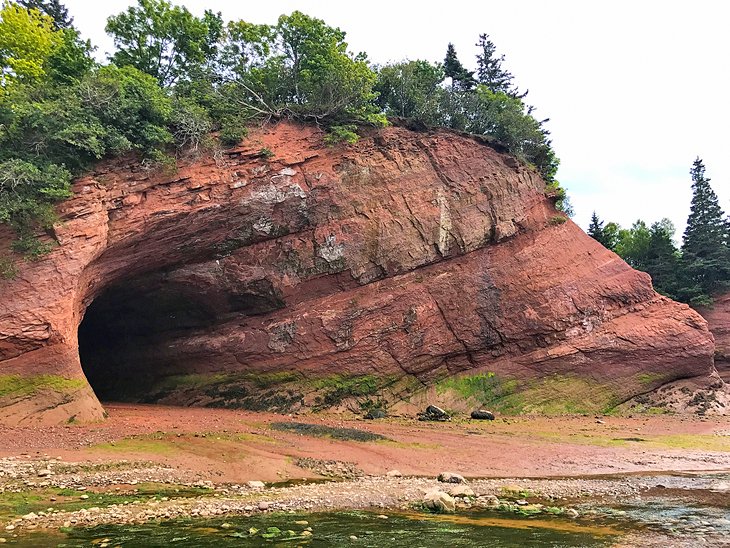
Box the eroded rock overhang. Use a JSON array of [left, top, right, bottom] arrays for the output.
[[0, 122, 716, 423]]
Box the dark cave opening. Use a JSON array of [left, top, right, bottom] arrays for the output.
[[78, 281, 217, 402]]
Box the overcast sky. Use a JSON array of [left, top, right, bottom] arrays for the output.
[[64, 0, 729, 238]]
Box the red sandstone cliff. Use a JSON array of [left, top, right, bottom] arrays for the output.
[[698, 293, 730, 381], [0, 122, 717, 424]]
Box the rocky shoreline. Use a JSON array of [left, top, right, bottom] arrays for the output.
[[1, 455, 729, 547]]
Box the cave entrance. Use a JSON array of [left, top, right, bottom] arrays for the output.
[[78, 280, 216, 403]]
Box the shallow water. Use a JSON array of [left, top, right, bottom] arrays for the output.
[[8, 510, 619, 547]]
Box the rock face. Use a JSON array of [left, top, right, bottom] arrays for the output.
[[0, 122, 717, 424], [698, 293, 730, 382]]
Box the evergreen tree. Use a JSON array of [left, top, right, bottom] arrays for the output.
[[680, 157, 730, 301], [644, 219, 681, 299], [587, 211, 618, 250], [602, 221, 620, 251], [443, 43, 475, 91], [18, 0, 72, 29], [587, 211, 604, 242], [475, 33, 520, 96]]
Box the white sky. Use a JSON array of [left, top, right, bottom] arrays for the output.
[[64, 0, 730, 238]]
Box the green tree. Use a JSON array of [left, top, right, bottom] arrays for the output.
[[587, 211, 605, 241], [614, 220, 651, 270], [218, 11, 383, 126], [79, 64, 173, 153], [0, 2, 60, 92], [220, 19, 274, 79], [465, 86, 558, 181], [276, 11, 380, 121], [609, 218, 683, 298], [602, 221, 620, 251], [6, 1, 94, 87], [45, 27, 94, 85], [18, 0, 71, 29], [642, 219, 681, 298], [587, 212, 619, 249], [106, 0, 223, 88], [0, 158, 71, 256], [374, 60, 444, 122], [680, 157, 730, 302], [475, 33, 519, 96], [443, 43, 475, 91]]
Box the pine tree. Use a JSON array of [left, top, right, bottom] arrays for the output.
[[587, 211, 618, 250], [443, 43, 475, 91], [587, 211, 605, 243], [475, 33, 520, 96], [680, 157, 730, 302], [644, 219, 681, 299], [18, 0, 73, 29]]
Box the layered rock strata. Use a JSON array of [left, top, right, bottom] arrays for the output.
[[0, 122, 716, 423]]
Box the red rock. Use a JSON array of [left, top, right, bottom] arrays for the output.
[[697, 292, 730, 381], [0, 122, 717, 424]]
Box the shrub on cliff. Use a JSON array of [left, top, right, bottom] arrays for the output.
[[0, 3, 174, 252]]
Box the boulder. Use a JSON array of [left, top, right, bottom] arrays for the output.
[[418, 405, 451, 422], [364, 408, 387, 420], [478, 494, 501, 507], [423, 490, 456, 513], [448, 484, 475, 498], [471, 409, 495, 420], [438, 471, 466, 484]]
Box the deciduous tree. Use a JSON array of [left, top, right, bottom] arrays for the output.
[[106, 0, 223, 88]]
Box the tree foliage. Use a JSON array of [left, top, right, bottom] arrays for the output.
[[375, 35, 559, 182], [593, 159, 730, 305], [374, 60, 444, 122], [443, 43, 475, 91], [0, 2, 60, 91], [106, 0, 223, 88], [475, 33, 518, 96], [680, 157, 730, 301], [217, 11, 384, 126], [0, 1, 567, 255], [18, 0, 72, 29]]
